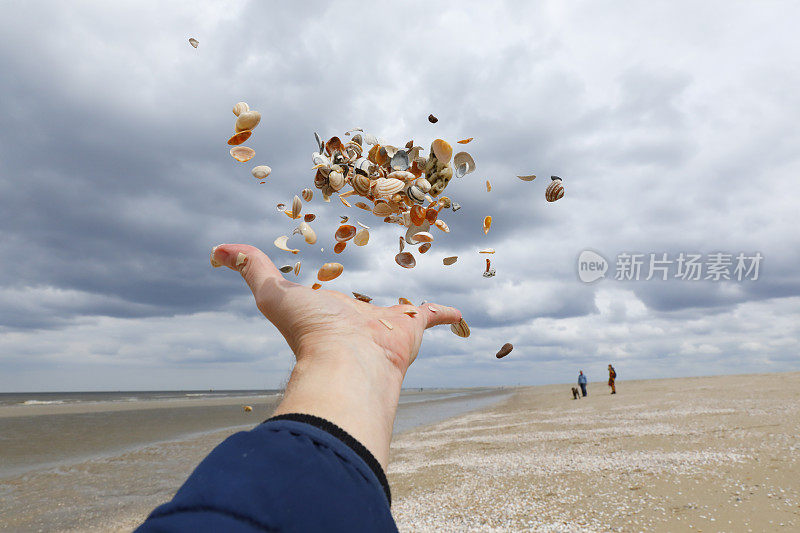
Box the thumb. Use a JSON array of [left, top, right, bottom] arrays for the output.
[[210, 244, 284, 299]]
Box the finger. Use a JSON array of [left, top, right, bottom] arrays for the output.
[[418, 303, 462, 330], [210, 244, 284, 297]]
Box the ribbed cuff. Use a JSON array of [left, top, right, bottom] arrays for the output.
[[264, 413, 391, 505]]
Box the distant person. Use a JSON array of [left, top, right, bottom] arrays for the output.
[[135, 244, 464, 531], [578, 370, 587, 397], [608, 364, 617, 394]]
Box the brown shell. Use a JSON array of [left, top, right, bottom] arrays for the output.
[[227, 130, 252, 145], [395, 252, 416, 269], [304, 213, 316, 222], [351, 174, 372, 196], [235, 111, 261, 132], [425, 208, 439, 224], [418, 242, 432, 254], [496, 343, 513, 359], [335, 225, 357, 242], [334, 242, 346, 254], [311, 282, 322, 290], [410, 204, 426, 226], [483, 216, 492, 235], [545, 180, 564, 202], [450, 318, 470, 338], [317, 262, 344, 281]]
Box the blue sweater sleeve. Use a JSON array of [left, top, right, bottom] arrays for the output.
[[136, 414, 397, 532]]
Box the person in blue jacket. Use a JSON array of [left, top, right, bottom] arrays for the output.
[[135, 243, 463, 532], [578, 370, 588, 397]]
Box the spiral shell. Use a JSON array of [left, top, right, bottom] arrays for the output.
[[373, 177, 405, 198], [545, 177, 564, 202], [317, 262, 344, 281], [235, 111, 261, 132], [232, 102, 249, 116], [328, 170, 345, 192], [395, 252, 416, 269], [251, 165, 271, 180], [406, 185, 426, 204]]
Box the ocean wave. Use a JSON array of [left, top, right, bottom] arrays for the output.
[[21, 400, 66, 405]]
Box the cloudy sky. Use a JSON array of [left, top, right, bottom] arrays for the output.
[[1, 1, 798, 392]]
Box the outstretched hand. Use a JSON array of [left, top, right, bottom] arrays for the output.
[[211, 243, 461, 375]]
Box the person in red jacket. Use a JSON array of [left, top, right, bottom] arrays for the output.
[[136, 244, 463, 532]]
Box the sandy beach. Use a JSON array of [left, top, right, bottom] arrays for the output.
[[388, 372, 800, 531]]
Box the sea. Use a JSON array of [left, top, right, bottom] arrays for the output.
[[0, 387, 511, 531]]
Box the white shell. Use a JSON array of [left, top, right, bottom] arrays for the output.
[[387, 170, 415, 182], [406, 185, 426, 204], [298, 222, 317, 244], [353, 228, 369, 246], [292, 195, 302, 219], [235, 111, 261, 132], [415, 178, 431, 193], [390, 150, 410, 171], [405, 221, 430, 245], [274, 235, 299, 254], [232, 102, 249, 116], [251, 165, 271, 179], [328, 170, 345, 191], [453, 152, 476, 178], [373, 177, 405, 198]]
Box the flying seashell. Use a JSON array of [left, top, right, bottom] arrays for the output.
[[410, 204, 426, 226], [398, 236, 405, 253], [302, 188, 313, 202], [483, 268, 496, 278], [450, 318, 470, 338], [322, 186, 333, 202], [485, 258, 492, 273], [235, 111, 261, 133], [453, 152, 476, 178], [232, 102, 249, 116], [415, 178, 432, 193], [451, 202, 462, 212], [283, 209, 294, 218], [292, 195, 302, 219], [457, 138, 473, 144], [425, 208, 439, 224], [304, 213, 316, 223], [314, 169, 329, 190], [382, 145, 399, 159], [357, 221, 370, 229], [334, 225, 357, 242], [294, 262, 301, 276], [353, 292, 372, 303], [243, 405, 252, 412], [339, 195, 352, 208], [486, 180, 492, 192], [274, 235, 300, 254], [437, 196, 452, 209], [431, 139, 453, 164], [328, 170, 345, 191], [418, 242, 432, 254], [228, 130, 252, 145], [434, 219, 450, 233], [395, 251, 416, 269], [351, 174, 372, 196], [314, 132, 324, 153], [230, 146, 255, 162], [276, 203, 285, 211], [496, 343, 513, 359], [354, 157, 373, 175], [317, 262, 343, 282], [426, 163, 453, 197], [325, 136, 345, 156], [373, 177, 405, 199], [390, 150, 410, 171], [517, 174, 536, 182], [355, 201, 371, 211], [298, 222, 317, 244], [402, 211, 411, 226], [479, 248, 496, 254], [483, 216, 492, 235], [406, 185, 426, 204], [312, 152, 330, 167], [545, 177, 564, 202], [387, 170, 415, 182], [340, 215, 349, 223], [398, 297, 414, 306], [353, 228, 369, 246], [189, 38, 199, 48], [379, 319, 393, 330], [411, 231, 434, 244], [251, 165, 271, 180], [311, 282, 322, 290], [428, 114, 438, 123], [405, 221, 430, 245], [443, 256, 458, 266], [334, 241, 346, 254], [364, 132, 378, 145], [372, 201, 393, 217], [279, 265, 293, 273], [375, 146, 390, 166], [351, 133, 363, 146]]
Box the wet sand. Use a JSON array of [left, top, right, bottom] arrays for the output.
[[388, 372, 800, 531]]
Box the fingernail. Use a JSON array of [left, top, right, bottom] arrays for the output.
[[210, 245, 222, 268], [235, 252, 248, 267]]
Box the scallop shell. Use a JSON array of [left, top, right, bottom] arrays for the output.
[[297, 222, 317, 244], [279, 265, 293, 273], [189, 38, 199, 48], [274, 235, 300, 254], [545, 178, 564, 202], [291, 195, 302, 219], [353, 228, 369, 246], [390, 150, 410, 171], [373, 177, 405, 198], [232, 102, 249, 116], [406, 185, 426, 204], [351, 173, 372, 196], [335, 225, 357, 242], [317, 262, 343, 282], [251, 165, 271, 179], [293, 262, 301, 276], [227, 130, 252, 145], [302, 188, 313, 202], [450, 318, 470, 338], [428, 114, 438, 123], [517, 174, 536, 181], [486, 180, 492, 192], [496, 343, 513, 359], [483, 216, 492, 234], [230, 146, 255, 162], [334, 241, 346, 254], [431, 139, 453, 164], [434, 219, 450, 233], [415, 178, 431, 193], [453, 152, 476, 178], [457, 138, 473, 144], [395, 252, 416, 269], [235, 111, 261, 132], [443, 256, 458, 266], [418, 242, 431, 254], [411, 231, 434, 244], [372, 202, 393, 217], [328, 170, 345, 191]]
